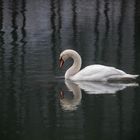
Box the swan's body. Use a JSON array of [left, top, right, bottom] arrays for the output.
[[70, 65, 138, 81], [59, 49, 139, 82]]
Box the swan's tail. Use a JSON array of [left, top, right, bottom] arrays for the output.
[[108, 74, 139, 83]]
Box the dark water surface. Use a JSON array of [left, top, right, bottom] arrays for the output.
[[0, 0, 140, 140]]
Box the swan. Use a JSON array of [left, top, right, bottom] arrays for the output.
[[59, 49, 139, 81]]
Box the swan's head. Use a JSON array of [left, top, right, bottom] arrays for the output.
[[59, 51, 69, 68], [59, 49, 81, 68]]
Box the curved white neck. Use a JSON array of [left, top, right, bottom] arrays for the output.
[[65, 52, 82, 79]]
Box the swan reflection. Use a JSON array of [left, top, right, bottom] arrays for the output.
[[60, 80, 138, 111], [60, 80, 82, 111], [74, 81, 138, 94]]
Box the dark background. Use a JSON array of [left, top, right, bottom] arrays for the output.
[[0, 0, 140, 140]]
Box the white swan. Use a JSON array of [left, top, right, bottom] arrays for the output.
[[59, 49, 139, 81]]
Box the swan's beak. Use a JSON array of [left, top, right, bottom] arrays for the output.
[[59, 57, 64, 68]]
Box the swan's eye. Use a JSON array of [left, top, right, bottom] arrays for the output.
[[59, 57, 64, 68]]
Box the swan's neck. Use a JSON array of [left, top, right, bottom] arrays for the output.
[[65, 53, 82, 79]]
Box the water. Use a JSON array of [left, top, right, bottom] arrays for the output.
[[0, 0, 140, 140]]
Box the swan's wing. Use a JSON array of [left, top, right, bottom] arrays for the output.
[[72, 65, 126, 81]]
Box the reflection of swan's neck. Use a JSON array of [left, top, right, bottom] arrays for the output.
[[66, 80, 81, 101], [65, 52, 82, 79], [60, 80, 82, 111]]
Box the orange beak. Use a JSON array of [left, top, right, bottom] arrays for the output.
[[59, 57, 64, 68]]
